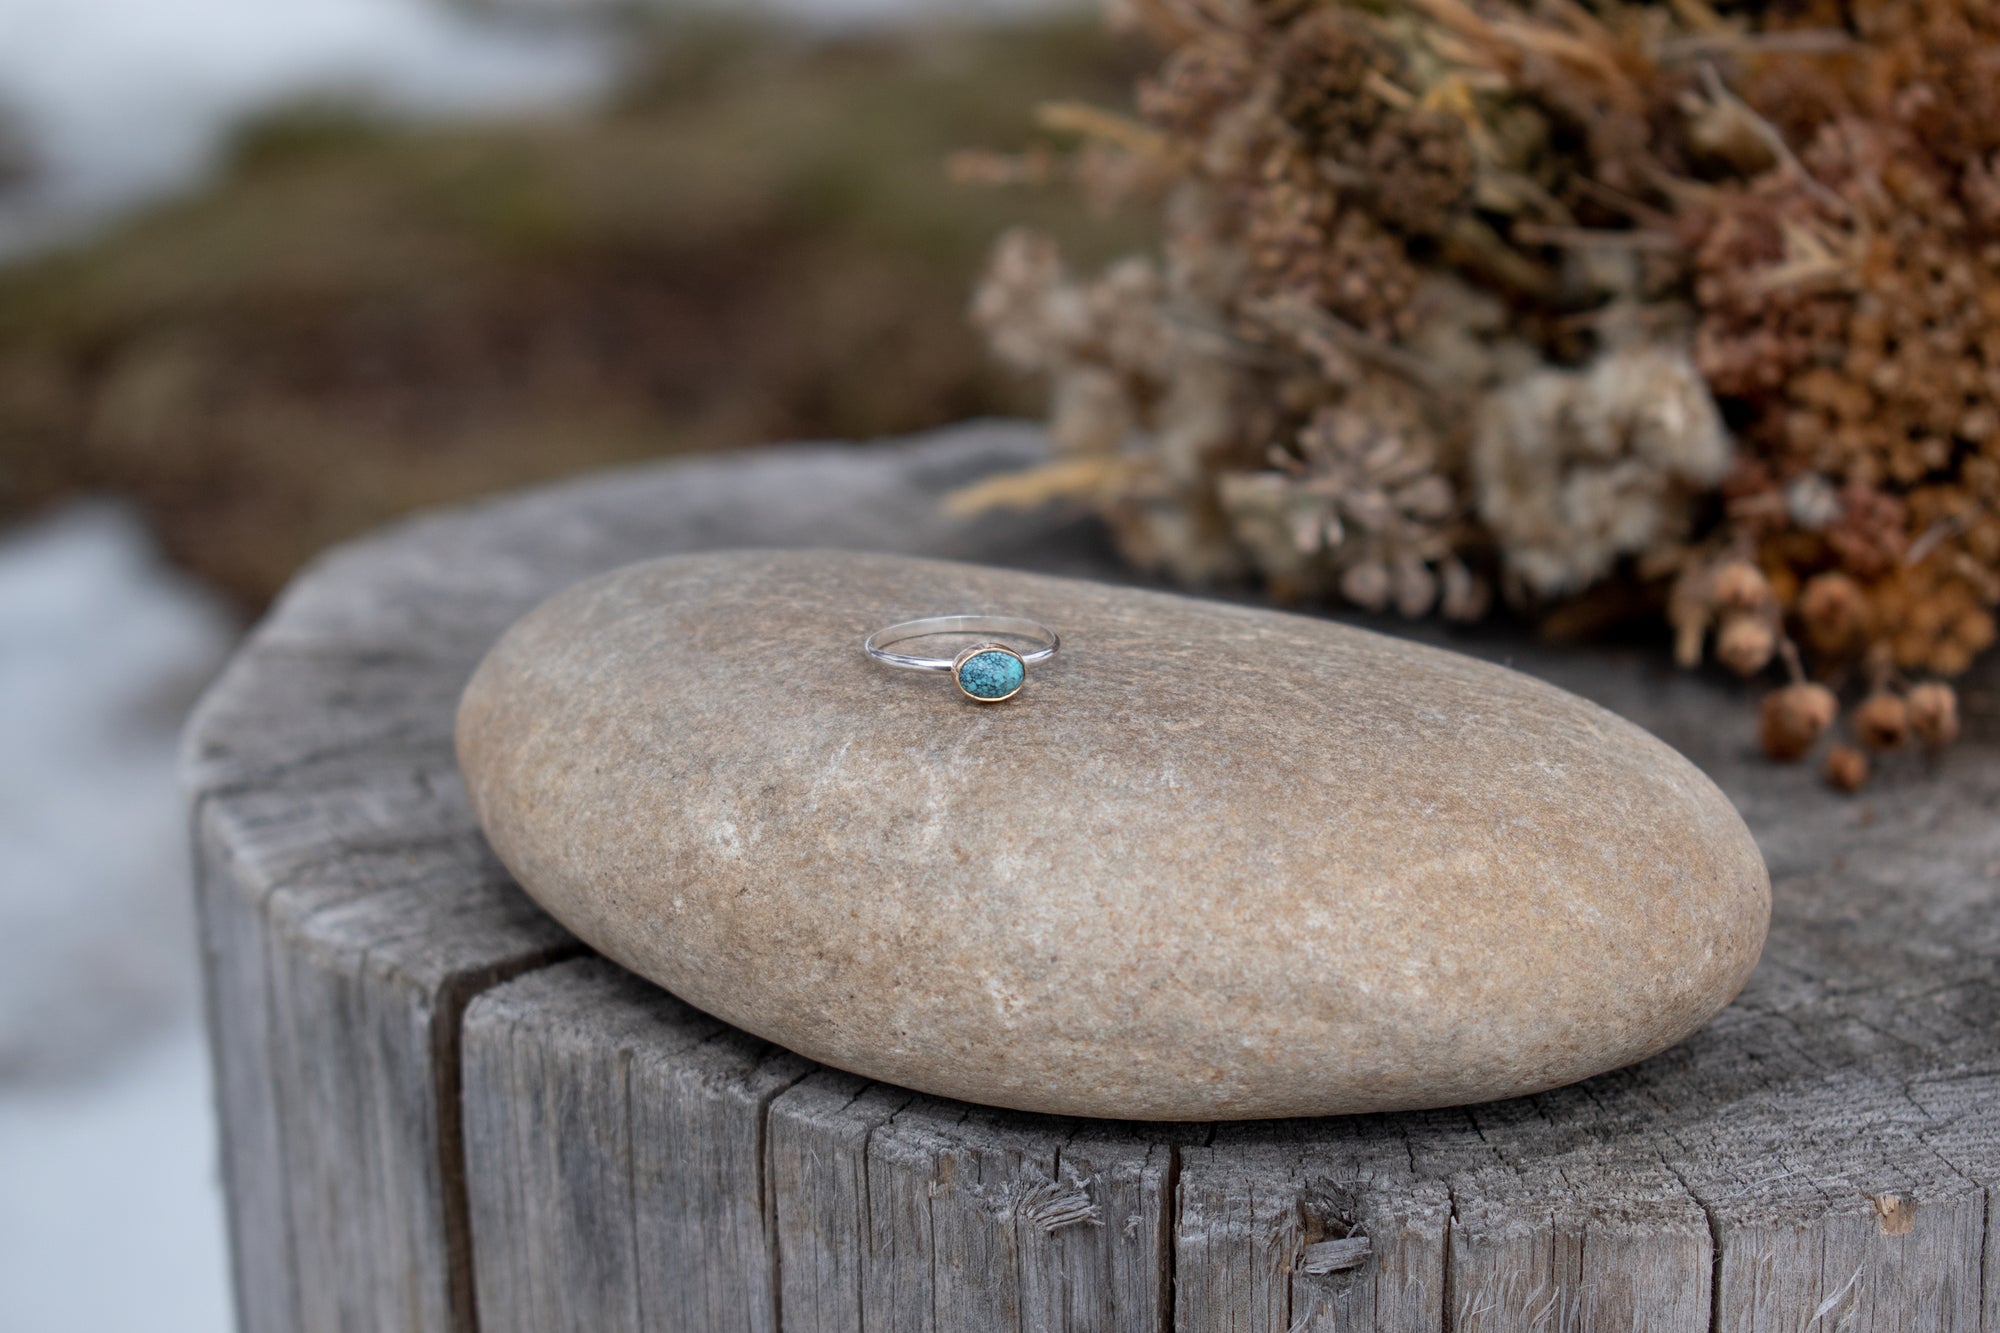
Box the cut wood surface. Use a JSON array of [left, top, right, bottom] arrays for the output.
[[184, 422, 2000, 1333]]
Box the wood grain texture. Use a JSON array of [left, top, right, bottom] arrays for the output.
[[462, 958, 815, 1333], [187, 423, 2000, 1332]]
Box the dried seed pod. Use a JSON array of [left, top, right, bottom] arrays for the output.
[[1338, 560, 1391, 612], [1905, 681, 1961, 748], [1824, 744, 1870, 793], [1759, 682, 1838, 762], [1393, 558, 1438, 619], [1853, 691, 1911, 751], [1798, 571, 1868, 653], [1667, 562, 1713, 669], [1438, 559, 1490, 622], [1715, 611, 1776, 676], [1712, 561, 1771, 611]]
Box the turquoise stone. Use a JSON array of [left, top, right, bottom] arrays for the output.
[[957, 649, 1025, 700]]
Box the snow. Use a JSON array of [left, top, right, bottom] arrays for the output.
[[0, 1027, 233, 1333], [0, 505, 239, 1333]]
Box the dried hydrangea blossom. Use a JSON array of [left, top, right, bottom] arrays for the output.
[[1474, 345, 1731, 600], [965, 0, 2000, 788], [969, 228, 1261, 583], [1220, 382, 1482, 615]]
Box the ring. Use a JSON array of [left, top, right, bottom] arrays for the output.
[[863, 615, 1059, 703]]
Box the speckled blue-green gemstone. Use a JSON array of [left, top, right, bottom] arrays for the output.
[[957, 649, 1025, 700]]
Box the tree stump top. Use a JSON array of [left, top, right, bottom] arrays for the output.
[[187, 423, 2000, 1333]]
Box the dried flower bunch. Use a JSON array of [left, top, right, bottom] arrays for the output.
[[963, 0, 1996, 788]]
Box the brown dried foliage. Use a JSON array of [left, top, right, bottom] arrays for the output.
[[969, 0, 1998, 788]]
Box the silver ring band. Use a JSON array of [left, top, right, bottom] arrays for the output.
[[864, 615, 1059, 702], [862, 615, 1059, 673]]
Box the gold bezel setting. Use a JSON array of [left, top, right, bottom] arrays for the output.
[[951, 643, 1027, 703]]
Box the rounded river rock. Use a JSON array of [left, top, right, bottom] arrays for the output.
[[457, 549, 1769, 1119]]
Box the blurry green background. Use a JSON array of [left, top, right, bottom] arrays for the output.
[[1, 6, 1145, 605], [0, 5, 1138, 1330]]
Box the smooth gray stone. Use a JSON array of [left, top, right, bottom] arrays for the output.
[[456, 548, 1769, 1119]]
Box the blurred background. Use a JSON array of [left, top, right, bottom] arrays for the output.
[[0, 1, 1140, 1326]]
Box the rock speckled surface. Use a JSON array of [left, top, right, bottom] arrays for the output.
[[456, 548, 1769, 1118]]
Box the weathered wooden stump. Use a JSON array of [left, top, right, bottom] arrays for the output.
[[186, 423, 2000, 1333]]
